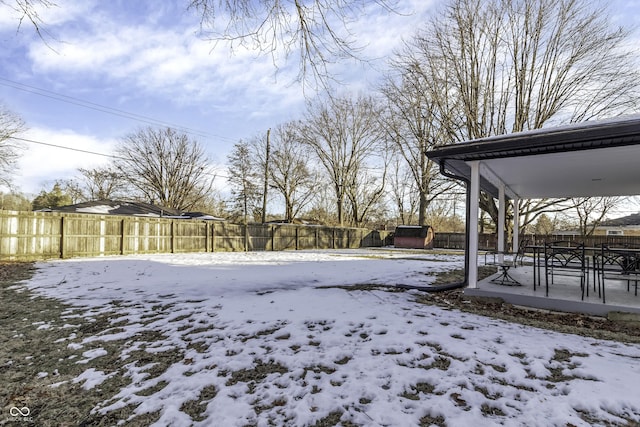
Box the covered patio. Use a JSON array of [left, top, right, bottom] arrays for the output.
[[427, 115, 640, 316], [473, 260, 640, 316]]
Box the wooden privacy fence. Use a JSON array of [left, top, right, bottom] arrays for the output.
[[434, 232, 640, 251], [528, 234, 640, 248], [433, 233, 497, 250], [0, 210, 390, 261]]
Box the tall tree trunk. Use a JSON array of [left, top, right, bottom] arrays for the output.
[[418, 191, 428, 226], [261, 129, 270, 223]]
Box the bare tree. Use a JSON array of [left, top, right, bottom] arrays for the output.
[[343, 136, 392, 227], [344, 162, 387, 227], [380, 61, 459, 225], [407, 0, 640, 226], [388, 154, 419, 225], [261, 129, 270, 223], [516, 198, 576, 234], [573, 197, 625, 237], [114, 127, 215, 211], [188, 0, 397, 88], [265, 123, 315, 222], [75, 166, 127, 201], [55, 178, 83, 204], [227, 140, 261, 223], [298, 95, 384, 226], [418, 0, 638, 137], [0, 105, 26, 189], [247, 124, 316, 223], [303, 177, 337, 224], [425, 195, 465, 233]]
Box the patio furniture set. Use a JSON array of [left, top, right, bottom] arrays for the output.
[[486, 240, 640, 304]]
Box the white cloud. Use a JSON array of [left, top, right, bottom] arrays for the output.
[[26, 14, 306, 115], [15, 127, 116, 194], [0, 0, 96, 39], [6, 0, 443, 161], [35, 0, 98, 27], [351, 0, 439, 58], [21, 0, 442, 117], [0, 5, 21, 30]]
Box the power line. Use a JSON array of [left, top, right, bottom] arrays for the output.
[[11, 136, 124, 159], [10, 136, 230, 179], [0, 77, 238, 143]]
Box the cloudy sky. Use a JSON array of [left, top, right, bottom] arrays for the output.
[[0, 0, 639, 196]]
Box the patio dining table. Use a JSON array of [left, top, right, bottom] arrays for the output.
[[525, 243, 640, 303], [525, 244, 545, 291]]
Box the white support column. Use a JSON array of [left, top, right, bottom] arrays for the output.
[[498, 184, 505, 261], [468, 161, 480, 288], [512, 197, 520, 253]]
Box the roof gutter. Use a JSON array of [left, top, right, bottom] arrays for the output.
[[425, 115, 640, 162]]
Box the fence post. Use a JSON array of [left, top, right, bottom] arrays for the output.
[[60, 215, 66, 259], [271, 225, 275, 251], [315, 228, 319, 250], [205, 222, 209, 252], [212, 222, 216, 252], [295, 226, 299, 251], [170, 220, 175, 253], [332, 228, 335, 249], [120, 218, 126, 255], [244, 224, 248, 251]]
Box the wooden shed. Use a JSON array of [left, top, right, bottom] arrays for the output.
[[393, 225, 434, 249]]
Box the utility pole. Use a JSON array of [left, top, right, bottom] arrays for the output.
[[261, 128, 271, 223]]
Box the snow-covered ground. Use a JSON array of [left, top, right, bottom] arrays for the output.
[[24, 249, 640, 426]]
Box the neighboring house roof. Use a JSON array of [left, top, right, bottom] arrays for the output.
[[599, 213, 640, 227], [41, 200, 224, 220], [181, 212, 226, 221]]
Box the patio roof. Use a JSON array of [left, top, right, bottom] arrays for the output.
[[425, 115, 640, 313], [427, 115, 640, 199]]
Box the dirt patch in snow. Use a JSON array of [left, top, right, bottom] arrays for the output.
[[418, 265, 640, 344], [1, 260, 639, 426], [418, 287, 640, 343], [326, 264, 640, 343], [0, 262, 161, 426]]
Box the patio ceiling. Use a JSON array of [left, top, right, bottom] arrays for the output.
[[427, 115, 640, 199]]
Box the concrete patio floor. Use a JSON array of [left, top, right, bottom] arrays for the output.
[[465, 260, 640, 317]]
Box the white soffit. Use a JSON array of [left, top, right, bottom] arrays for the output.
[[476, 144, 640, 199]]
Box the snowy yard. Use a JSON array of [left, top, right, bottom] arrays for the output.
[[13, 249, 640, 426]]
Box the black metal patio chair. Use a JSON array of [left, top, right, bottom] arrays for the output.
[[544, 241, 589, 299], [595, 245, 640, 304]]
